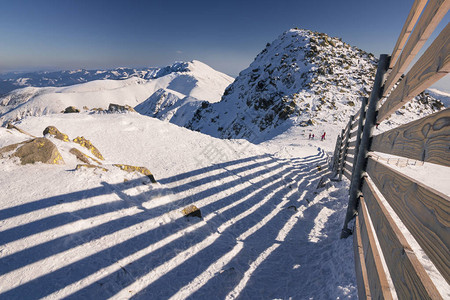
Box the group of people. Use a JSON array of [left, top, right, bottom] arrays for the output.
[[308, 132, 326, 141]]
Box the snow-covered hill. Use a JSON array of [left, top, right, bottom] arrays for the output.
[[0, 60, 233, 125], [186, 29, 443, 142]]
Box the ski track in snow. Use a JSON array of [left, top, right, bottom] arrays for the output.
[[0, 114, 357, 299]]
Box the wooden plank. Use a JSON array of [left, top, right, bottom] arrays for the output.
[[362, 178, 442, 299], [366, 157, 450, 283], [379, 22, 450, 122], [389, 0, 428, 68], [372, 108, 450, 167], [354, 214, 371, 299], [383, 0, 450, 96], [358, 197, 393, 299], [343, 168, 352, 180], [354, 109, 361, 119]]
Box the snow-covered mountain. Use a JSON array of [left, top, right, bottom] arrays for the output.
[[426, 88, 450, 107], [186, 29, 443, 142], [0, 67, 162, 95], [0, 60, 233, 125]]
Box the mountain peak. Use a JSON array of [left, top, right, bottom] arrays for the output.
[[186, 28, 439, 142]]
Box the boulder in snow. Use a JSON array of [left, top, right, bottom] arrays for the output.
[[113, 164, 157, 183], [181, 205, 202, 218], [63, 106, 80, 113], [108, 103, 136, 113], [12, 137, 64, 165], [43, 126, 69, 142]]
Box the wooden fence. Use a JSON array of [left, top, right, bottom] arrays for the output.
[[331, 0, 449, 298]]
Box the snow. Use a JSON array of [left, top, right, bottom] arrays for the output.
[[0, 60, 234, 125], [0, 112, 357, 299]]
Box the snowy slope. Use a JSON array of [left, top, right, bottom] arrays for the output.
[[0, 60, 233, 125], [186, 29, 443, 143], [0, 112, 358, 299]]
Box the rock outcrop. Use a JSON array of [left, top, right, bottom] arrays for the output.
[[108, 103, 136, 113], [73, 136, 104, 160], [10, 138, 64, 165], [43, 126, 69, 141], [181, 205, 202, 218], [113, 164, 157, 183]]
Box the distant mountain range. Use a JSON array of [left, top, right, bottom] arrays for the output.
[[0, 60, 233, 125]]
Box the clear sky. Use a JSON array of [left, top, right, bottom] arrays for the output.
[[0, 0, 448, 90]]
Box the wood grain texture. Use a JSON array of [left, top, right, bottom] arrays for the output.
[[366, 157, 450, 283], [372, 108, 450, 166], [358, 197, 393, 299], [380, 22, 450, 122], [389, 0, 428, 68], [379, 22, 450, 122], [362, 178, 442, 299], [354, 216, 371, 299], [349, 130, 358, 140], [383, 0, 450, 96]]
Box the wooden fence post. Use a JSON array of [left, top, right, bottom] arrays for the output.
[[338, 115, 354, 181], [341, 54, 390, 238], [332, 135, 342, 172], [335, 129, 345, 173], [351, 97, 368, 176]]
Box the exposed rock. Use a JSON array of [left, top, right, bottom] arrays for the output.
[[76, 164, 108, 172], [43, 126, 69, 142], [6, 123, 35, 137], [64, 106, 80, 113], [69, 148, 90, 164], [0, 142, 22, 157], [181, 205, 202, 218], [70, 148, 102, 165], [108, 103, 136, 113], [113, 164, 157, 183], [12, 138, 64, 165], [73, 136, 104, 160]]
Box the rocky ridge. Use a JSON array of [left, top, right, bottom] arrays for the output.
[[186, 28, 443, 142]]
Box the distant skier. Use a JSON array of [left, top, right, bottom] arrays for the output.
[[321, 132, 326, 141], [309, 133, 311, 139], [312, 134, 315, 139]]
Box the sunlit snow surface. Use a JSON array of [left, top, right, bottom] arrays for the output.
[[0, 113, 357, 299]]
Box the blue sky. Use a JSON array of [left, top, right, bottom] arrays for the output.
[[0, 0, 448, 89]]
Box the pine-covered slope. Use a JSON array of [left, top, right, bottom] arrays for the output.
[[186, 28, 443, 142]]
